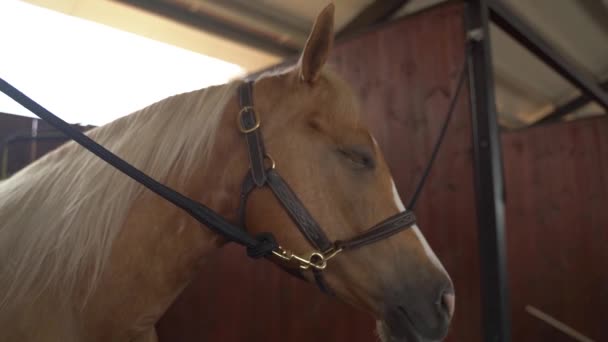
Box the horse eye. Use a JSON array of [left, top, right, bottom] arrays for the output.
[[339, 148, 375, 169]]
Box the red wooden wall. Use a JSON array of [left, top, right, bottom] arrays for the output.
[[158, 3, 482, 341], [502, 117, 608, 342], [4, 3, 604, 341], [328, 3, 480, 341]]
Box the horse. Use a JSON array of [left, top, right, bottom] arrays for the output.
[[0, 4, 454, 342]]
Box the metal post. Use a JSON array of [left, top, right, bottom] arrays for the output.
[[465, 1, 511, 341]]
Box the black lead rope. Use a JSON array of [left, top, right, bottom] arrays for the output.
[[406, 56, 468, 210], [0, 50, 466, 293], [0, 77, 278, 257]]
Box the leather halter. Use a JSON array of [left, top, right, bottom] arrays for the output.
[[0, 52, 466, 297], [236, 81, 417, 294]]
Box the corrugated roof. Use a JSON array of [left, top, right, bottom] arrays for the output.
[[22, 0, 608, 128]]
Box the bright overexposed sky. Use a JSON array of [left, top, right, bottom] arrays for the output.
[[0, 0, 245, 126]]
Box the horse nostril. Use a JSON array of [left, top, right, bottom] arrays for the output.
[[440, 291, 455, 319]]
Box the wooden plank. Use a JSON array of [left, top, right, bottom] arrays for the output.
[[525, 306, 596, 342], [502, 116, 608, 342], [337, 0, 410, 39]]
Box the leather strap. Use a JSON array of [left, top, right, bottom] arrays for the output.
[[237, 171, 256, 227], [238, 170, 335, 296], [237, 169, 334, 254], [313, 267, 335, 296], [266, 169, 333, 253], [237, 171, 334, 295], [0, 77, 278, 258], [337, 211, 416, 250], [238, 81, 267, 186]]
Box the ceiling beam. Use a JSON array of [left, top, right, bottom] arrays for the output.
[[489, 0, 608, 112], [533, 79, 608, 125], [337, 0, 411, 39], [115, 0, 299, 58], [115, 0, 412, 74]]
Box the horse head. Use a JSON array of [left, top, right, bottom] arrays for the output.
[[240, 4, 455, 341]]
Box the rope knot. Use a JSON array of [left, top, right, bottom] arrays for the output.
[[247, 232, 278, 259]]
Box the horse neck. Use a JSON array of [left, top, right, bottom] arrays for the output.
[[0, 80, 257, 339], [96, 79, 250, 256], [78, 90, 253, 336]]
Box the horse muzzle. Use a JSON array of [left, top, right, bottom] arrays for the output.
[[378, 285, 454, 342]]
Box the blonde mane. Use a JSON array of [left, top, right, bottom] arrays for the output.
[[0, 80, 240, 311]]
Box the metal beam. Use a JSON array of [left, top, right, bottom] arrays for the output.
[[115, 0, 299, 57], [337, 0, 410, 40], [465, 1, 511, 341], [488, 0, 608, 112], [535, 79, 608, 125]]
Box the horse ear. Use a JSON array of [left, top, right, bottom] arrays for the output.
[[299, 3, 335, 83]]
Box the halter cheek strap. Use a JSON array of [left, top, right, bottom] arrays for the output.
[[238, 83, 266, 186]]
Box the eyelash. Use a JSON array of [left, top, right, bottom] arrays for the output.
[[339, 148, 375, 169]]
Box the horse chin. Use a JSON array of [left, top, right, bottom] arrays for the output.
[[376, 320, 439, 342]]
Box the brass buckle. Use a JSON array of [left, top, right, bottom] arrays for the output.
[[272, 246, 343, 270], [237, 106, 260, 133]]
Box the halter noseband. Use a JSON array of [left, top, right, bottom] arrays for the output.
[[235, 81, 417, 294]]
